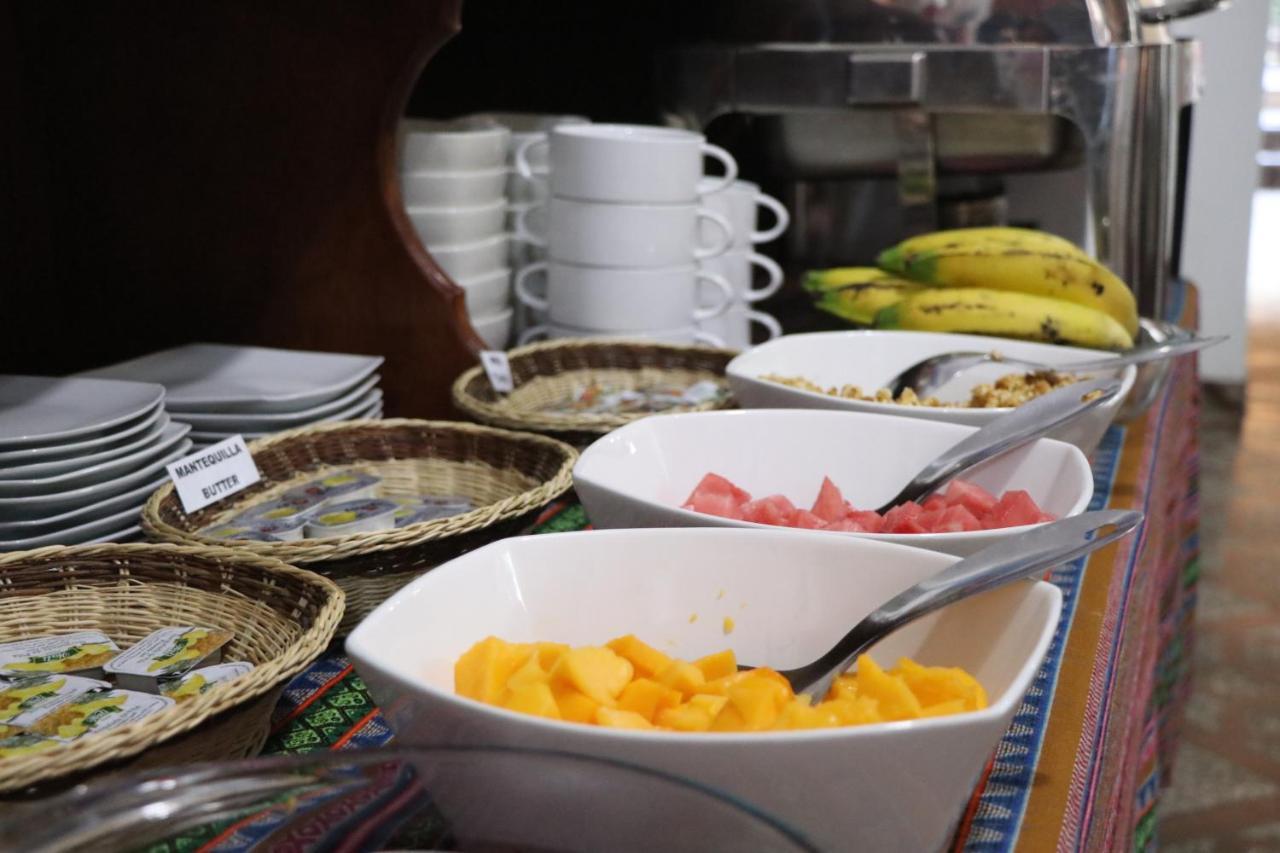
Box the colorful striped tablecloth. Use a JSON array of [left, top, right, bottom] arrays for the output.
[[241, 299, 1200, 852]]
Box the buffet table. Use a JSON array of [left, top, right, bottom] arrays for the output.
[[182, 297, 1200, 852]]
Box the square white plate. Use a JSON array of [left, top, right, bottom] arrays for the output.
[[0, 404, 165, 467], [0, 415, 172, 481], [0, 474, 168, 536], [82, 344, 383, 413], [178, 375, 380, 431], [187, 390, 383, 443], [0, 376, 165, 449], [0, 440, 191, 518], [0, 503, 147, 551], [0, 421, 191, 497]]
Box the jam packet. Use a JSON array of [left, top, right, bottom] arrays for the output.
[[104, 627, 233, 692], [0, 631, 120, 679]]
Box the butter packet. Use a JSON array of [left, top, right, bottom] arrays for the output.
[[0, 631, 121, 679], [393, 495, 474, 528], [282, 470, 381, 509], [26, 689, 174, 742], [0, 673, 112, 727], [245, 515, 308, 542], [0, 724, 59, 759], [304, 498, 398, 538], [232, 498, 320, 524], [160, 661, 255, 703], [104, 627, 233, 692]]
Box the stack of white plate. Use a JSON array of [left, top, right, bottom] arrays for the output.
[[82, 344, 385, 449], [0, 376, 190, 550]]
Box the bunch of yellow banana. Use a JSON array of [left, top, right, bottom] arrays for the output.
[[805, 227, 1138, 350]]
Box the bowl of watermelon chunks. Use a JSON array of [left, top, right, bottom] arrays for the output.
[[573, 409, 1093, 557]]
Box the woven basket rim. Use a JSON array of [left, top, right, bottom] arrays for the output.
[[0, 541, 344, 793], [451, 338, 738, 434], [140, 418, 577, 562]]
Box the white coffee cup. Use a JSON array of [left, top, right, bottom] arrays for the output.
[[518, 323, 725, 348], [401, 168, 507, 207], [470, 306, 514, 350], [515, 261, 733, 331], [400, 119, 512, 173], [455, 266, 511, 317], [697, 250, 785, 303], [408, 200, 506, 245], [697, 307, 782, 350], [698, 179, 790, 249], [427, 234, 510, 280], [515, 198, 733, 268], [514, 124, 737, 204]]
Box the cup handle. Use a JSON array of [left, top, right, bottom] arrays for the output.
[[517, 324, 550, 346], [697, 143, 739, 195], [693, 330, 726, 348], [692, 271, 734, 321], [514, 262, 550, 312], [752, 192, 790, 244], [693, 208, 734, 260], [746, 309, 783, 342], [514, 134, 551, 183], [742, 252, 784, 302], [512, 204, 548, 249]]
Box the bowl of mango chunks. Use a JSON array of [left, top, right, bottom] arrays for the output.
[[347, 527, 1061, 852]]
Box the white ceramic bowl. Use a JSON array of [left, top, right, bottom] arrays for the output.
[[471, 306, 514, 350], [400, 118, 512, 172], [408, 200, 506, 245], [727, 331, 1136, 455], [427, 234, 509, 280], [347, 527, 1063, 853], [518, 323, 724, 348], [456, 266, 512, 317], [401, 168, 507, 207], [573, 409, 1093, 557]]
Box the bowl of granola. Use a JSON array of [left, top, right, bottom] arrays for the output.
[[725, 331, 1135, 455]]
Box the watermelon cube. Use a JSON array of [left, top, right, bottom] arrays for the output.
[[933, 505, 983, 533], [791, 509, 829, 529], [845, 510, 884, 533], [685, 473, 751, 507], [826, 516, 877, 533], [683, 473, 753, 520], [917, 509, 946, 531], [882, 502, 927, 534], [741, 494, 797, 528], [922, 495, 948, 513], [810, 476, 850, 523], [983, 490, 1044, 530], [944, 479, 998, 517]]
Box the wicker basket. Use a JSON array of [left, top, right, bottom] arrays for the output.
[[0, 542, 343, 797], [451, 339, 739, 446], [142, 419, 577, 632]]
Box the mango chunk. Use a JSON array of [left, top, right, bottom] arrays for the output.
[[553, 647, 634, 704], [725, 670, 791, 730], [500, 682, 560, 720], [855, 655, 922, 721], [921, 699, 968, 718], [595, 707, 655, 730], [657, 702, 717, 732], [606, 635, 673, 679], [772, 698, 844, 730], [454, 637, 533, 704], [656, 661, 708, 697], [617, 678, 682, 722], [552, 685, 605, 724], [694, 649, 737, 681], [894, 658, 988, 711]]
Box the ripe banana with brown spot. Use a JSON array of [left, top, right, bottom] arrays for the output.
[[803, 267, 926, 325]]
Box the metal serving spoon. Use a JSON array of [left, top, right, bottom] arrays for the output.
[[745, 509, 1143, 702], [870, 376, 1120, 514], [884, 334, 1226, 399]]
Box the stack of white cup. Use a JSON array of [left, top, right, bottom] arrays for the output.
[[508, 124, 743, 347], [695, 180, 791, 349], [399, 118, 515, 349]]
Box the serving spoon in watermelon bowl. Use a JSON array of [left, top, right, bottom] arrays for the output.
[[743, 508, 1143, 702]]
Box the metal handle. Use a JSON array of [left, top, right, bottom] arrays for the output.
[[1046, 334, 1226, 373], [1138, 0, 1226, 24], [882, 376, 1122, 510]]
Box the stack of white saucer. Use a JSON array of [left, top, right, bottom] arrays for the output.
[[400, 118, 514, 349], [83, 344, 384, 448], [509, 123, 744, 347], [0, 375, 191, 549]]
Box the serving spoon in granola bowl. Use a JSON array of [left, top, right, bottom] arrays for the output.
[[884, 333, 1225, 399]]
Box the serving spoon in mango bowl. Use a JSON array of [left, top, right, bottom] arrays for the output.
[[884, 333, 1225, 399], [744, 508, 1143, 702]]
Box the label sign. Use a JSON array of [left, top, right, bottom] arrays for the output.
[[165, 435, 262, 514], [479, 350, 514, 393]]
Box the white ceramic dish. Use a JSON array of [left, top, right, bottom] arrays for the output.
[[515, 262, 732, 331], [726, 331, 1137, 455], [471, 307, 514, 350], [518, 324, 725, 348], [697, 179, 790, 249], [572, 409, 1093, 557], [401, 168, 508, 208], [0, 376, 165, 449], [175, 375, 379, 430], [0, 415, 172, 481], [427, 234, 509, 281], [457, 267, 512, 318], [399, 118, 511, 172], [0, 421, 191, 498], [0, 441, 191, 519], [347, 527, 1062, 853], [697, 250, 784, 304], [185, 394, 384, 444], [0, 404, 165, 467], [699, 307, 783, 351], [408, 199, 507, 246], [83, 524, 143, 545], [515, 198, 733, 267], [84, 344, 382, 414], [0, 503, 145, 551], [0, 474, 167, 536]]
